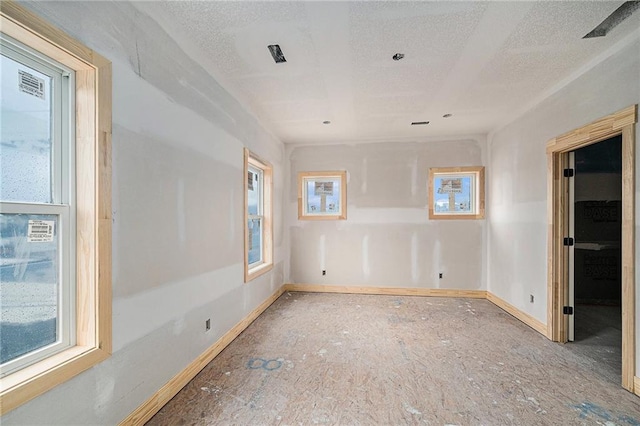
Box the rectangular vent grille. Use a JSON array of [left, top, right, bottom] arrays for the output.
[[267, 44, 286, 63], [584, 1, 640, 38]]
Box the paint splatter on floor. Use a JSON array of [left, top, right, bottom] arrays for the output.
[[147, 293, 640, 425], [572, 401, 640, 425]]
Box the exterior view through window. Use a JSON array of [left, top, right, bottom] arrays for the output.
[[1, 3, 111, 413], [247, 166, 263, 265], [244, 149, 272, 282], [0, 36, 75, 376]]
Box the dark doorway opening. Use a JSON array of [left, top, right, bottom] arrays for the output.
[[570, 135, 622, 383]]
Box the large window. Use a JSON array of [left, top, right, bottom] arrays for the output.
[[244, 149, 272, 282], [0, 2, 111, 413], [1, 32, 76, 377]]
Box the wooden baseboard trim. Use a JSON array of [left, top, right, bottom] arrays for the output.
[[121, 284, 553, 424], [283, 283, 487, 299], [634, 376, 640, 396], [284, 284, 547, 337], [486, 292, 548, 337], [119, 286, 285, 426]]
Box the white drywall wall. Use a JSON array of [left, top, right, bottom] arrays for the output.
[[288, 138, 487, 290], [2, 2, 286, 424], [3, 2, 639, 423], [487, 35, 639, 366]]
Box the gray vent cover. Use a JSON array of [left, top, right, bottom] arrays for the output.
[[583, 1, 640, 38], [267, 45, 286, 63]]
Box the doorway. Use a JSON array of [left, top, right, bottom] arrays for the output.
[[567, 136, 622, 382], [546, 105, 637, 392]]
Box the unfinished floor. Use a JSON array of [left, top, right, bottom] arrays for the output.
[[147, 293, 640, 425], [569, 304, 622, 386]]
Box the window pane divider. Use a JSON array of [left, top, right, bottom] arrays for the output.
[[0, 1, 112, 414], [244, 149, 273, 282], [0, 202, 68, 214]]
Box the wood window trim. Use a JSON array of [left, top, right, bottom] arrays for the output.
[[546, 105, 636, 392], [244, 149, 273, 282], [297, 171, 348, 220], [428, 166, 485, 220], [0, 1, 112, 414]]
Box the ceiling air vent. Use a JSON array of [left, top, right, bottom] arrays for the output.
[[583, 1, 640, 39], [267, 44, 287, 63]]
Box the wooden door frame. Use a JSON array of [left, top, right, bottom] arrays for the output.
[[546, 105, 637, 391]]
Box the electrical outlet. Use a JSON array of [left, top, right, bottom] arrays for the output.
[[438, 273, 443, 279], [322, 270, 326, 276], [205, 319, 211, 331], [530, 295, 534, 303]]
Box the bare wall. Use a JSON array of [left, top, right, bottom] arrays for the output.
[[288, 139, 487, 290], [2, 2, 286, 424], [487, 35, 639, 362]]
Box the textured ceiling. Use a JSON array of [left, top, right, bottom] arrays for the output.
[[143, 1, 640, 144]]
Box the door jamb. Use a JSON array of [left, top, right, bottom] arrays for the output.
[[546, 104, 637, 391]]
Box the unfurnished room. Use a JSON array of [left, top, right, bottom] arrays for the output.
[[1, 1, 640, 424]]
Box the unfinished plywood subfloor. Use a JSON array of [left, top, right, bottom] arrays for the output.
[[147, 293, 640, 425], [567, 304, 623, 386]]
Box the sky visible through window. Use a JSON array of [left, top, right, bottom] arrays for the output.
[[247, 168, 262, 265], [305, 178, 341, 214], [434, 175, 473, 213]]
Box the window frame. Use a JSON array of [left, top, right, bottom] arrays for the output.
[[297, 171, 347, 220], [0, 33, 77, 378], [0, 2, 112, 414], [247, 164, 264, 267], [428, 166, 485, 220], [244, 149, 273, 282]]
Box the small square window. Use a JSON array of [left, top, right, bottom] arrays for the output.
[[298, 171, 347, 220], [428, 167, 485, 220]]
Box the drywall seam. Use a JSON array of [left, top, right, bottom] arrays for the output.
[[490, 27, 640, 139], [113, 264, 242, 351], [119, 285, 286, 426], [285, 133, 488, 148], [130, 1, 282, 147], [119, 283, 552, 423], [112, 60, 242, 169]]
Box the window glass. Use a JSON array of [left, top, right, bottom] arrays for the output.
[[0, 53, 53, 204], [247, 168, 261, 216], [305, 178, 341, 215], [0, 5, 112, 412], [247, 218, 262, 265], [244, 150, 272, 281], [433, 174, 474, 213], [247, 165, 263, 266], [297, 171, 347, 220], [0, 37, 69, 377], [0, 213, 58, 364]]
